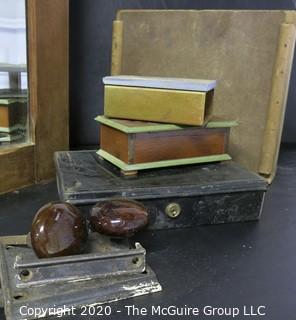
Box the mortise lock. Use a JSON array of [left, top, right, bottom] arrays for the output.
[[165, 203, 181, 218]]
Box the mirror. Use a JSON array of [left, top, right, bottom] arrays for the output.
[[0, 0, 28, 146]]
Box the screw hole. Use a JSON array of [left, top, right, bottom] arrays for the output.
[[19, 269, 32, 281], [13, 295, 23, 300], [20, 270, 30, 277], [132, 257, 139, 264]]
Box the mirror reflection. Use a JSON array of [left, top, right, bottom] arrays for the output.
[[0, 0, 28, 146]]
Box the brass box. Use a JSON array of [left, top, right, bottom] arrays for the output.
[[103, 76, 216, 126]]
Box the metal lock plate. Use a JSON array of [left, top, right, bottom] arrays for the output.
[[0, 235, 162, 320], [165, 203, 181, 218]]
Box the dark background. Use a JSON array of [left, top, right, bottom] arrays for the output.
[[69, 0, 296, 148]]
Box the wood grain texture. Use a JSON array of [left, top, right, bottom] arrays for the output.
[[133, 128, 227, 163], [0, 1, 69, 194], [27, 0, 69, 181], [100, 125, 129, 163], [104, 85, 209, 125], [100, 124, 229, 165], [0, 144, 35, 194]]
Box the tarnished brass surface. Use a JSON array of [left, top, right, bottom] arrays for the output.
[[104, 85, 208, 126], [165, 203, 181, 219]]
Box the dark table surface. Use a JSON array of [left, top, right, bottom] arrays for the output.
[[0, 145, 295, 320]]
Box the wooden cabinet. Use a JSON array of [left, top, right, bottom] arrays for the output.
[[0, 0, 69, 194]]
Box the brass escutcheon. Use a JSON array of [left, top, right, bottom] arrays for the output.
[[165, 203, 181, 218]]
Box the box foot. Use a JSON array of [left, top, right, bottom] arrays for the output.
[[121, 170, 138, 177]]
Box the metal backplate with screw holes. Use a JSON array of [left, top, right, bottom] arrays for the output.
[[0, 234, 162, 320]]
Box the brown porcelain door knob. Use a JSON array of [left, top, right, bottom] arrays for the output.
[[31, 202, 88, 258], [90, 199, 149, 237]]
